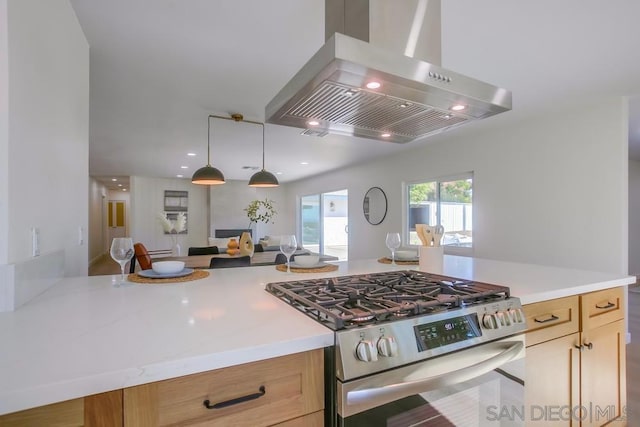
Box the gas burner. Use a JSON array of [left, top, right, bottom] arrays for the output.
[[266, 270, 510, 330]]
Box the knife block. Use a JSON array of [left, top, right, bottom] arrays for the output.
[[418, 246, 443, 274]]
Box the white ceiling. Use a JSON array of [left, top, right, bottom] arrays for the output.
[[69, 0, 640, 191]]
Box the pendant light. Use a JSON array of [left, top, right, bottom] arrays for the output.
[[248, 121, 279, 188], [191, 114, 226, 185]]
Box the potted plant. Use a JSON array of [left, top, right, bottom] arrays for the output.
[[157, 212, 187, 255], [243, 199, 277, 256], [244, 198, 277, 229]]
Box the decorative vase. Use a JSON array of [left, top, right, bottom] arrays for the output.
[[172, 242, 181, 257], [170, 234, 181, 256], [226, 238, 240, 256], [239, 232, 255, 257]]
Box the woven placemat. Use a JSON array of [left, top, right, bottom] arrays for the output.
[[275, 263, 339, 273], [377, 257, 419, 265], [128, 269, 210, 284]]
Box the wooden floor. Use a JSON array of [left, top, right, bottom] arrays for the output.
[[88, 256, 640, 422], [88, 253, 126, 276]]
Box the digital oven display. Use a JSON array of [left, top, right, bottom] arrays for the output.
[[414, 314, 482, 351]]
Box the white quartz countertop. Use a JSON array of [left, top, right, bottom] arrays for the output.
[[0, 256, 634, 415]]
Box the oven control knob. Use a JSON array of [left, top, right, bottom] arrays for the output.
[[356, 340, 378, 362], [482, 313, 501, 329], [507, 308, 525, 323], [377, 336, 398, 357], [497, 311, 511, 326]]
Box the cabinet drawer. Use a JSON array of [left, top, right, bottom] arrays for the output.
[[581, 286, 624, 330], [124, 349, 324, 427], [0, 398, 84, 427], [522, 296, 579, 346], [270, 410, 324, 427], [0, 390, 122, 427]]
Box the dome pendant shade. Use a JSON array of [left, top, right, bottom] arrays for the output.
[[192, 114, 227, 185], [192, 165, 225, 185], [248, 119, 279, 188], [248, 169, 279, 187]]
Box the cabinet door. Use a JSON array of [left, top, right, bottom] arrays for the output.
[[580, 320, 626, 427], [525, 333, 580, 426]]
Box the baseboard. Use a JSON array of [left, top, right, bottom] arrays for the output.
[[89, 252, 109, 267]]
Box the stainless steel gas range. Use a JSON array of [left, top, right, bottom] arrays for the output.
[[266, 270, 527, 427]]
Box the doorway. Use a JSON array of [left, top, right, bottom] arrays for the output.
[[108, 200, 127, 243], [300, 189, 348, 260]]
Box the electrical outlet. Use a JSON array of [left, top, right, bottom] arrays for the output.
[[31, 227, 40, 257], [78, 226, 84, 246]]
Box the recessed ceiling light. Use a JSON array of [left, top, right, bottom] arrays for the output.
[[399, 102, 412, 108], [442, 114, 453, 119], [122, 188, 127, 192], [300, 162, 309, 165], [366, 81, 381, 89], [451, 104, 466, 111], [117, 184, 123, 187], [307, 120, 320, 126], [187, 152, 196, 156], [381, 133, 391, 138], [111, 178, 117, 182], [176, 174, 183, 178], [276, 172, 283, 175], [180, 166, 188, 169]]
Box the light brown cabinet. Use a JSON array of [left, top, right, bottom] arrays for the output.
[[0, 390, 122, 427], [524, 287, 626, 427], [123, 349, 324, 427], [0, 349, 323, 427]]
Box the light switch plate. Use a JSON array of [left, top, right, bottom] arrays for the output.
[[31, 227, 40, 257]]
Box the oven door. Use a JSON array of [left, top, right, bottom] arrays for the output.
[[337, 335, 525, 427]]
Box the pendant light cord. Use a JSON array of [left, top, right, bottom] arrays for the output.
[[205, 113, 271, 173], [261, 123, 266, 170], [207, 115, 212, 166]]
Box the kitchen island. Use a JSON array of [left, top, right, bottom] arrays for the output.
[[0, 256, 634, 418]]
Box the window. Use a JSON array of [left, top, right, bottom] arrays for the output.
[[406, 174, 473, 249]]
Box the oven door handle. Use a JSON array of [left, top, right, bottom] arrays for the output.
[[346, 340, 523, 408]]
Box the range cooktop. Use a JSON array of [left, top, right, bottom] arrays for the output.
[[265, 270, 512, 330]]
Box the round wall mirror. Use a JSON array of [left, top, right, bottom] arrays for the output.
[[363, 187, 387, 225]]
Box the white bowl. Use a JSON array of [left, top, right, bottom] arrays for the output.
[[294, 255, 320, 267], [152, 261, 185, 274], [394, 250, 418, 260]]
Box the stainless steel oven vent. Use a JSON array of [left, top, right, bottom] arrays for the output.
[[265, 1, 512, 144]]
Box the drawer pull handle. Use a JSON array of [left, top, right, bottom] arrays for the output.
[[584, 342, 593, 350], [534, 314, 559, 323], [595, 302, 615, 310], [203, 386, 266, 410]]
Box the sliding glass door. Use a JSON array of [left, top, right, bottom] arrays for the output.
[[300, 190, 348, 260]]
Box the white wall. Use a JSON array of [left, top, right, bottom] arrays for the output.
[[88, 177, 108, 264], [210, 180, 289, 240], [130, 176, 209, 251], [0, 0, 89, 310], [287, 98, 629, 274], [629, 160, 640, 275], [0, 0, 8, 266]]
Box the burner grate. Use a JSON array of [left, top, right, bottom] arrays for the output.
[[265, 270, 510, 330]]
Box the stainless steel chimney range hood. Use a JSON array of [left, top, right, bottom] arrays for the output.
[[265, 2, 512, 144]]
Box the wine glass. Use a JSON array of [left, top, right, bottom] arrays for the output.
[[110, 237, 134, 286], [280, 235, 298, 273], [385, 232, 401, 265]]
